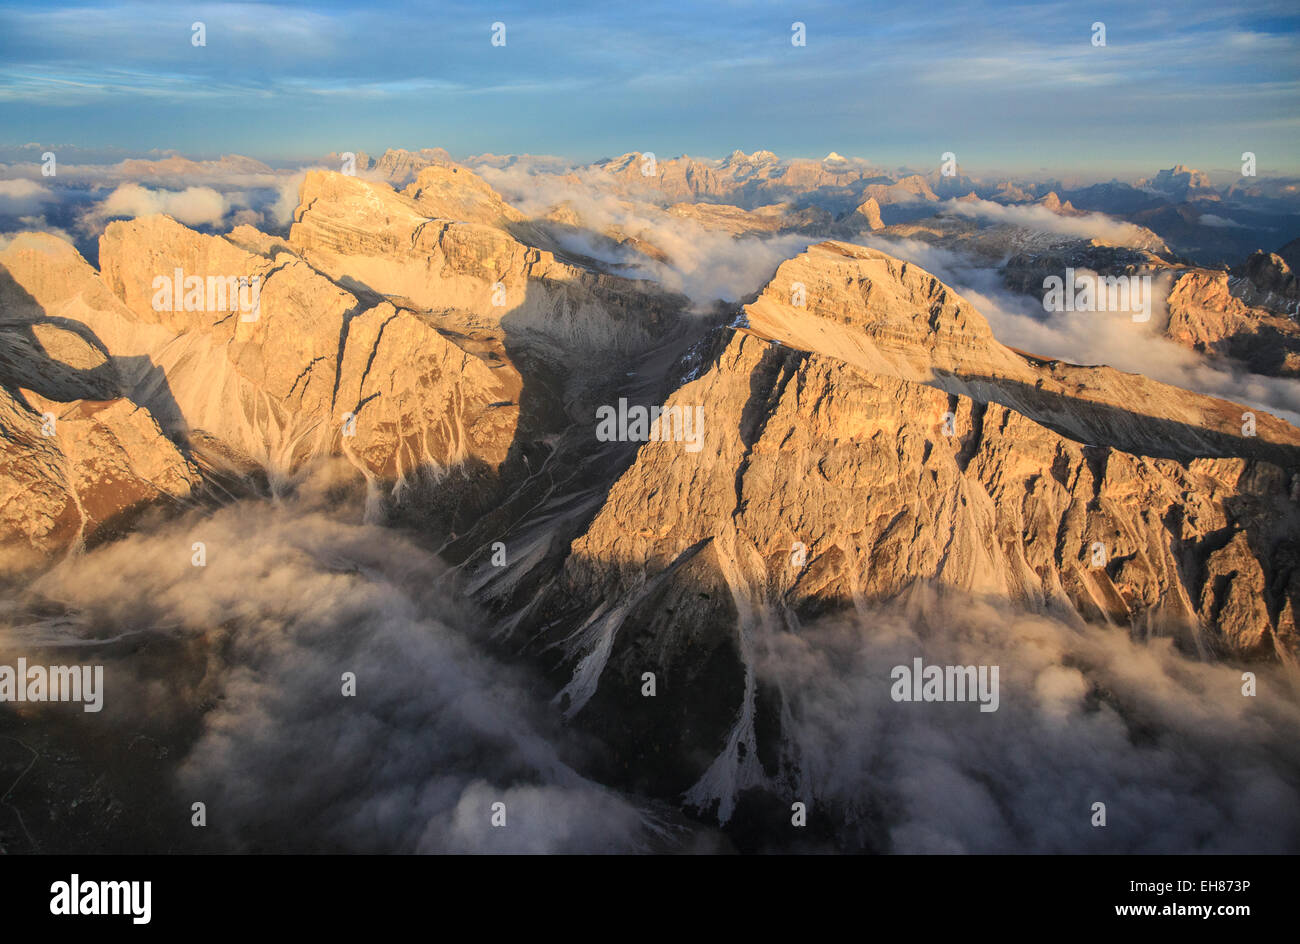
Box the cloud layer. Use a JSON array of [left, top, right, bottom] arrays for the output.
[[82, 182, 230, 228], [940, 197, 1161, 247], [860, 234, 1300, 425], [478, 160, 811, 305], [2, 477, 674, 853], [759, 587, 1300, 853], [6, 465, 1297, 853]]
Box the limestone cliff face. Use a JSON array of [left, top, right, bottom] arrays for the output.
[[1035, 191, 1081, 215], [0, 165, 690, 569], [367, 146, 455, 187], [401, 164, 527, 229], [1166, 268, 1300, 378], [666, 201, 831, 237], [0, 224, 524, 548], [332, 301, 519, 488], [2, 192, 1297, 674], [592, 150, 919, 209], [595, 152, 730, 203], [1235, 250, 1300, 315], [560, 329, 1297, 661], [519, 242, 1300, 813], [861, 175, 939, 205], [845, 195, 884, 231], [744, 245, 1298, 464], [98, 215, 354, 465], [0, 234, 199, 568], [0, 383, 199, 572], [289, 170, 684, 361]]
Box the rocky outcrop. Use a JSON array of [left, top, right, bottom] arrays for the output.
[[594, 152, 730, 203], [366, 147, 455, 187], [1166, 268, 1300, 377], [745, 245, 1296, 463], [66, 218, 356, 472], [0, 382, 199, 572], [991, 181, 1035, 204], [1232, 249, 1300, 317], [0, 223, 527, 546], [402, 164, 527, 229], [667, 201, 831, 237], [332, 301, 520, 488], [592, 150, 888, 208], [289, 169, 685, 360], [1140, 164, 1219, 202], [842, 195, 883, 231], [886, 215, 1170, 277], [1036, 191, 1080, 215], [509, 242, 1300, 816], [4, 157, 1300, 845], [0, 164, 693, 567], [861, 175, 939, 205]]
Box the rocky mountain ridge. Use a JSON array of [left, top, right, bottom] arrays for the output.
[[449, 243, 1300, 821]]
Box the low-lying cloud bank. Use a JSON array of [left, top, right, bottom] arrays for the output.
[[81, 183, 230, 229], [2, 474, 1297, 853], [0, 178, 56, 215], [860, 234, 1300, 425], [71, 174, 306, 236], [476, 161, 811, 306], [1, 484, 669, 853], [760, 588, 1300, 853], [939, 197, 1162, 248], [0, 159, 310, 256]]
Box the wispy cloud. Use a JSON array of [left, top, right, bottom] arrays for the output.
[[0, 0, 1294, 167]]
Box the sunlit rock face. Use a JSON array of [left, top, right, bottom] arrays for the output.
[[2, 157, 1300, 853]]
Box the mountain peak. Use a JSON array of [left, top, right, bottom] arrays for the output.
[[1141, 164, 1216, 198]]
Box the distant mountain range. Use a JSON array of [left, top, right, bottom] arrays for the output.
[[2, 149, 1299, 852]]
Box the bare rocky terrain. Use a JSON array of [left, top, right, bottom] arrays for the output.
[[1, 155, 1298, 852]]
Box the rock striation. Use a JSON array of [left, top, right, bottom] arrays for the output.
[[508, 242, 1300, 813]]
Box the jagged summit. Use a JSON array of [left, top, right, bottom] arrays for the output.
[[4, 180, 1299, 844], [0, 161, 694, 569], [521, 240, 1299, 818], [741, 242, 1297, 462], [365, 146, 456, 185], [1140, 164, 1218, 201], [1035, 191, 1078, 214]]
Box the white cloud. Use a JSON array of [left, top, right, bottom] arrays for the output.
[[940, 197, 1162, 248], [860, 234, 1300, 425], [0, 178, 55, 215], [1198, 213, 1247, 228], [3, 483, 674, 853], [269, 171, 309, 227], [477, 161, 811, 306], [84, 182, 230, 228], [761, 587, 1300, 852]]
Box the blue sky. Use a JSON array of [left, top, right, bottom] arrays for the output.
[[1, 0, 1297, 177]]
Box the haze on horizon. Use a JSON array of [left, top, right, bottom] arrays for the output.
[[0, 0, 1298, 179]]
